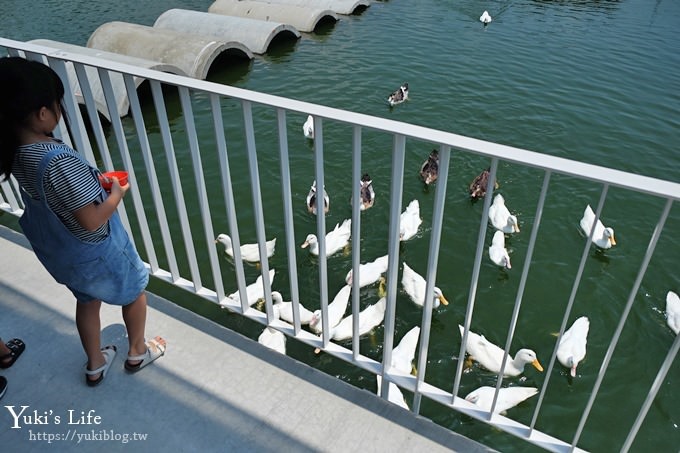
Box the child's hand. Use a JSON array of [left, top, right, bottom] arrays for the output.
[[109, 176, 130, 197]]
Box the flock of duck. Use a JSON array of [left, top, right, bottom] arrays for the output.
[[213, 87, 679, 417]]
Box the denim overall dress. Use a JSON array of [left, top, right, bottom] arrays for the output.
[[18, 147, 148, 305]]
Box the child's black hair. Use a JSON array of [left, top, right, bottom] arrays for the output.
[[0, 57, 66, 180]]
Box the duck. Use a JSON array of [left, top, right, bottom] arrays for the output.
[[328, 297, 387, 341], [303, 114, 314, 139], [489, 194, 520, 233], [391, 326, 421, 375], [465, 386, 538, 415], [557, 316, 589, 377], [387, 82, 409, 106], [215, 233, 276, 263], [271, 291, 315, 325], [399, 199, 422, 241], [345, 254, 389, 287], [469, 168, 498, 200], [359, 173, 376, 211], [309, 285, 351, 334], [479, 11, 492, 25], [226, 269, 276, 307], [376, 375, 410, 410], [306, 180, 329, 215], [301, 218, 351, 257], [489, 230, 511, 269], [401, 263, 449, 309], [419, 149, 439, 185], [458, 325, 543, 376], [666, 291, 680, 335], [258, 326, 286, 355], [580, 204, 616, 249]]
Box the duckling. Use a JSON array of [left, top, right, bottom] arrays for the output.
[[306, 180, 329, 215], [419, 149, 439, 185], [489, 230, 511, 269], [469, 168, 498, 200], [579, 204, 616, 249], [480, 11, 492, 25], [303, 115, 314, 139], [489, 194, 520, 233], [387, 82, 409, 106], [360, 173, 375, 210]]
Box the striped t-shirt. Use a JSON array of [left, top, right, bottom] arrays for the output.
[[13, 141, 109, 243]]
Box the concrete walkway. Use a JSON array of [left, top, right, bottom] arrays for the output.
[[0, 225, 493, 452]]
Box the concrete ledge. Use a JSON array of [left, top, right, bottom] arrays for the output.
[[257, 0, 371, 15], [154, 9, 300, 55], [29, 39, 187, 121], [209, 0, 338, 33], [87, 21, 253, 80]]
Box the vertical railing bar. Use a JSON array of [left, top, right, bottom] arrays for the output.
[[175, 87, 207, 292], [242, 100, 274, 316], [621, 329, 680, 453], [452, 158, 499, 400], [530, 184, 609, 432], [571, 198, 673, 450], [210, 94, 246, 308], [122, 73, 163, 273], [0, 178, 22, 213], [47, 58, 94, 162], [148, 80, 183, 281], [380, 133, 406, 398], [276, 108, 302, 331], [490, 170, 552, 415], [178, 87, 224, 300], [71, 63, 114, 170], [350, 125, 363, 359], [412, 144, 451, 414], [94, 67, 135, 234], [312, 116, 330, 347]]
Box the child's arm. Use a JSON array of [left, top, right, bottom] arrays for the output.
[[73, 177, 129, 231]]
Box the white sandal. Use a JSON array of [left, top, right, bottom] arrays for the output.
[[85, 345, 117, 387], [125, 337, 166, 373]]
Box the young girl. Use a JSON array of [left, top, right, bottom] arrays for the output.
[[0, 57, 166, 387]]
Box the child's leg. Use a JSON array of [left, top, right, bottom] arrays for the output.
[[76, 300, 104, 379], [122, 292, 148, 358]]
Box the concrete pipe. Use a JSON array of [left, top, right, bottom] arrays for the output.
[[253, 0, 371, 16], [154, 9, 300, 55], [88, 21, 253, 80]]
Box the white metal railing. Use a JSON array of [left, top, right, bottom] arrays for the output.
[[1, 38, 678, 453]]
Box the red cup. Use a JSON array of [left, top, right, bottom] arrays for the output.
[[99, 171, 129, 191]]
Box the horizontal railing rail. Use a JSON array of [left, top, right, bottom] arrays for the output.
[[1, 38, 678, 453]]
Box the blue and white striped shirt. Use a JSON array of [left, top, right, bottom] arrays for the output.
[[13, 141, 108, 243]]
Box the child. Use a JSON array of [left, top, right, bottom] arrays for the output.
[[0, 57, 166, 387]]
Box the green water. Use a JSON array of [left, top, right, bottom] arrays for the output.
[[2, 0, 679, 451]]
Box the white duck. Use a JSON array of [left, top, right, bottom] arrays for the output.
[[666, 291, 680, 335], [301, 218, 351, 257], [306, 180, 329, 215], [309, 285, 351, 334], [400, 199, 422, 241], [557, 316, 589, 377], [359, 173, 375, 211], [489, 194, 520, 233], [387, 82, 409, 106], [303, 114, 314, 139], [271, 291, 315, 325], [580, 204, 616, 249], [328, 297, 387, 341], [401, 263, 449, 309], [376, 375, 409, 410], [465, 386, 538, 415], [458, 325, 543, 377], [226, 269, 275, 307], [489, 230, 511, 269], [345, 254, 389, 287], [391, 326, 421, 375], [258, 327, 286, 355], [479, 11, 492, 24], [215, 233, 276, 263]]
